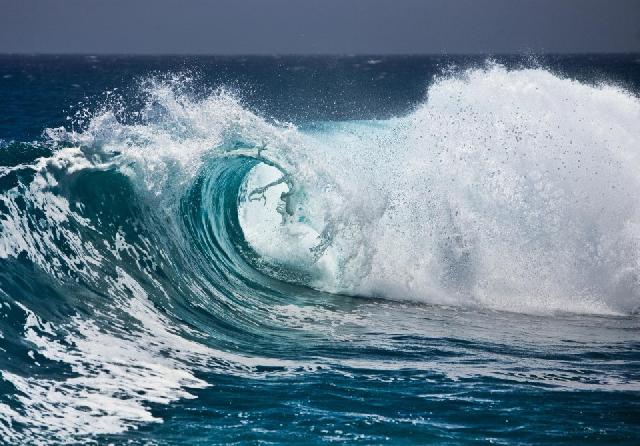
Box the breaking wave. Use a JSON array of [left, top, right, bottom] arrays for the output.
[[1, 63, 639, 442]]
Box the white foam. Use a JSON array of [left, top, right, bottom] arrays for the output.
[[240, 65, 640, 315], [0, 268, 319, 444]]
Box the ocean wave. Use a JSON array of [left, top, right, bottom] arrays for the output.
[[0, 63, 639, 442]]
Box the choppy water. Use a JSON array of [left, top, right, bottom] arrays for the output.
[[0, 55, 639, 445]]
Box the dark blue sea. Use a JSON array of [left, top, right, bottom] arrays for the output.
[[0, 55, 639, 445]]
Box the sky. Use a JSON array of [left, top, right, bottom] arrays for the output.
[[1, 0, 639, 54]]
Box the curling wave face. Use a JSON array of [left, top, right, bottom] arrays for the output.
[[0, 63, 639, 443]]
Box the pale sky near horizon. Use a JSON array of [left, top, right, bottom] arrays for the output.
[[1, 0, 639, 54]]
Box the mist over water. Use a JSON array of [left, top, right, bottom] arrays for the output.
[[0, 56, 639, 444]]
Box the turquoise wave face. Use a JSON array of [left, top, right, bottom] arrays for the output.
[[0, 57, 639, 444]]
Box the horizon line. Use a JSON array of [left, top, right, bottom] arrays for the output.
[[1, 51, 639, 57]]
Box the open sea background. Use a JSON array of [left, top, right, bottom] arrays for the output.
[[0, 54, 639, 445]]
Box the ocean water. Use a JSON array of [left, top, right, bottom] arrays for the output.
[[0, 55, 639, 445]]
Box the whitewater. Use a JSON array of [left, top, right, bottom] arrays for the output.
[[0, 56, 638, 444]]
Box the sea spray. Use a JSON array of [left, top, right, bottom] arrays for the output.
[[241, 64, 640, 314]]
